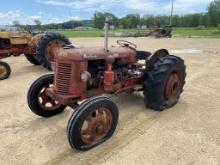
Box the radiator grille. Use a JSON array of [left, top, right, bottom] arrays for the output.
[[56, 63, 72, 95]]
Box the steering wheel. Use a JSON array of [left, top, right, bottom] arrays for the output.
[[117, 40, 137, 49]]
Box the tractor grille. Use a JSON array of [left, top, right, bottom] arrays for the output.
[[56, 62, 72, 95]]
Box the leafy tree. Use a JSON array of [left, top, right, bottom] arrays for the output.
[[207, 0, 220, 26], [34, 19, 42, 30], [119, 14, 140, 29], [34, 19, 41, 26], [12, 20, 20, 27], [93, 12, 118, 29]]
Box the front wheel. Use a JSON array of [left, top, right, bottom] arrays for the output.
[[144, 55, 186, 111], [27, 74, 66, 117], [67, 96, 119, 151], [0, 61, 11, 80]]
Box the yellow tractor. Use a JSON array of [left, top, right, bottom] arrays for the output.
[[0, 31, 70, 80]]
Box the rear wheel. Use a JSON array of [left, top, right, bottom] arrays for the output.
[[143, 55, 186, 111], [0, 61, 11, 80], [24, 54, 40, 65], [27, 74, 66, 117], [67, 96, 119, 151], [36, 32, 71, 70]]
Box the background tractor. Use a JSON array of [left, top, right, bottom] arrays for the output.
[[27, 19, 186, 151], [146, 25, 172, 38], [0, 31, 70, 80]]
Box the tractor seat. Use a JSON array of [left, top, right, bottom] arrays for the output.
[[136, 51, 151, 60]]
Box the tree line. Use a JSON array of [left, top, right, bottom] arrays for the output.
[[13, 0, 220, 30], [93, 0, 220, 29]]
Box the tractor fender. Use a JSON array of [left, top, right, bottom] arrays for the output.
[[145, 49, 169, 71]]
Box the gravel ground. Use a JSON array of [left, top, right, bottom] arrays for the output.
[[0, 38, 219, 165]]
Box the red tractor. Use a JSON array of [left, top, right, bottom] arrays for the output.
[[27, 19, 186, 151]]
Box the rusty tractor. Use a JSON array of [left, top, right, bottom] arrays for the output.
[[27, 19, 186, 151], [0, 31, 70, 80]]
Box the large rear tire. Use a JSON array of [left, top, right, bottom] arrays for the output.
[[36, 32, 71, 70], [67, 96, 119, 151], [27, 74, 66, 117], [0, 61, 11, 80], [143, 55, 186, 111], [24, 54, 40, 65]]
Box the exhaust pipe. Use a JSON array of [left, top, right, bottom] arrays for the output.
[[104, 17, 110, 52]]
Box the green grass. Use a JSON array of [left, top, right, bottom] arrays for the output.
[[49, 28, 220, 38], [173, 28, 220, 38]]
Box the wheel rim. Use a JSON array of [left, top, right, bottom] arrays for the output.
[[80, 107, 113, 145], [45, 40, 64, 61], [0, 65, 7, 78], [165, 72, 181, 102], [37, 83, 62, 111]]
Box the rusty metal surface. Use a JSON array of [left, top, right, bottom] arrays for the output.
[[80, 107, 113, 145], [55, 61, 87, 97], [164, 72, 181, 103], [0, 50, 11, 59], [55, 47, 137, 63], [38, 82, 62, 111], [45, 40, 65, 61], [11, 46, 35, 56], [0, 46, 35, 58], [0, 64, 7, 77], [49, 44, 145, 105]]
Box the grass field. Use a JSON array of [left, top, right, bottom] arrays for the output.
[[49, 27, 220, 38], [173, 28, 220, 37]]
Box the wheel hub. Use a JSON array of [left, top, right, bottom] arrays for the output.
[[80, 107, 113, 145], [165, 72, 181, 101], [0, 65, 7, 77], [37, 83, 62, 110]]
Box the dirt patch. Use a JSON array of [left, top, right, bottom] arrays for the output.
[[0, 38, 220, 165]]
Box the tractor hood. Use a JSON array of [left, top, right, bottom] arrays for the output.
[[54, 46, 137, 64]]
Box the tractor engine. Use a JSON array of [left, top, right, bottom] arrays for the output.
[[87, 59, 143, 90]]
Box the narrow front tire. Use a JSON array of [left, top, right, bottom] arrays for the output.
[[0, 61, 11, 80], [27, 74, 66, 117], [67, 96, 119, 151]]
